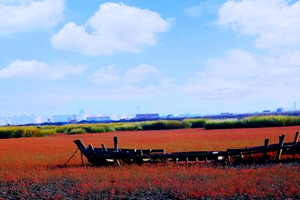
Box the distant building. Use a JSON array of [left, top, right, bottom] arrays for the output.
[[77, 109, 88, 121], [52, 115, 76, 123], [41, 116, 52, 123], [10, 114, 41, 125], [52, 109, 88, 123], [221, 112, 230, 115], [166, 114, 174, 118], [0, 118, 10, 126], [135, 113, 159, 119], [263, 110, 271, 113], [276, 107, 285, 112], [86, 116, 110, 122]]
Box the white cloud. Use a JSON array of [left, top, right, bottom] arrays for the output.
[[124, 64, 161, 83], [89, 64, 162, 86], [0, 60, 84, 79], [182, 49, 300, 101], [184, 1, 220, 18], [218, 0, 300, 49], [89, 65, 120, 85], [184, 5, 204, 18], [0, 0, 65, 35], [193, 0, 300, 102], [51, 2, 173, 55]]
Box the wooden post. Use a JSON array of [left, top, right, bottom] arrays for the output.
[[275, 134, 285, 161], [294, 132, 299, 144], [246, 146, 253, 159], [114, 136, 118, 152], [239, 152, 243, 162], [264, 138, 269, 160], [102, 144, 107, 151], [114, 159, 120, 166], [80, 152, 84, 166]]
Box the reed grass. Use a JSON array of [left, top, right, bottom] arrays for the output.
[[204, 115, 300, 129], [183, 118, 207, 128], [1, 115, 300, 138], [141, 120, 191, 130]]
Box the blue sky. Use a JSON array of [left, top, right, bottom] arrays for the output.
[[1, 0, 300, 117]]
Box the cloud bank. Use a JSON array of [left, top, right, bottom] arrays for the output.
[[0, 60, 84, 79], [51, 2, 173, 55], [0, 0, 65, 35], [218, 0, 300, 49], [183, 0, 300, 103], [89, 64, 162, 85]]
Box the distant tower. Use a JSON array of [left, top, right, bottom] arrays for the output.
[[78, 109, 88, 121], [294, 96, 297, 111]]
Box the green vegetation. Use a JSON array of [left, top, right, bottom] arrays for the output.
[[183, 118, 207, 128], [204, 119, 241, 130], [67, 128, 87, 134], [115, 124, 142, 131], [142, 120, 191, 130], [204, 115, 300, 129], [89, 126, 107, 133], [1, 115, 300, 139]]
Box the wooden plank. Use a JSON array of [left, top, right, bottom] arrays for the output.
[[264, 138, 269, 160], [276, 134, 285, 161], [227, 146, 266, 152], [294, 132, 299, 144], [114, 136, 118, 152], [102, 144, 107, 151], [150, 149, 166, 154], [74, 140, 87, 150]]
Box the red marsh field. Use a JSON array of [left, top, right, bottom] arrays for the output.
[[0, 126, 300, 199]]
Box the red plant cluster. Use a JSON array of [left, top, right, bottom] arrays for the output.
[[0, 126, 300, 199]]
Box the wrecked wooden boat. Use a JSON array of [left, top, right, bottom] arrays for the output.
[[74, 132, 300, 166]]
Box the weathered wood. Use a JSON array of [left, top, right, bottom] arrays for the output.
[[239, 152, 243, 161], [264, 138, 269, 160], [80, 152, 84, 165], [114, 159, 120, 166], [275, 134, 285, 161], [294, 132, 299, 144], [114, 136, 118, 152], [151, 149, 166, 154], [73, 133, 300, 167], [74, 139, 87, 150], [102, 144, 107, 151]]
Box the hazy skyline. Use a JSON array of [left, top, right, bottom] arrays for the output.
[[1, 0, 300, 116]]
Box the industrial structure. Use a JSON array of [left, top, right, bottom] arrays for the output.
[[1, 105, 300, 126]]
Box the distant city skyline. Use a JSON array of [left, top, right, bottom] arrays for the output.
[[1, 0, 300, 117]]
